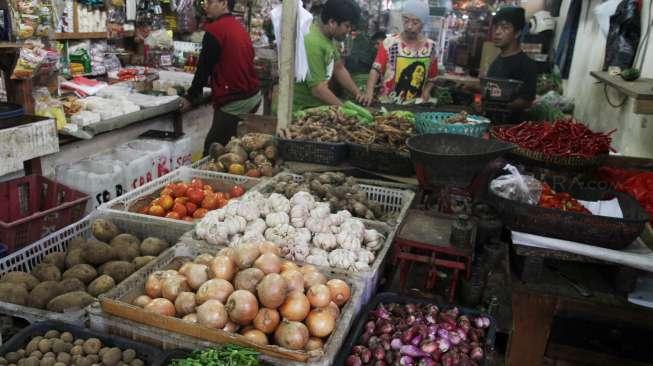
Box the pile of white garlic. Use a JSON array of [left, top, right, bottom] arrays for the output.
[[195, 191, 384, 271]]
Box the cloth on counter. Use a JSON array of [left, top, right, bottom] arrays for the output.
[[61, 77, 108, 97], [512, 232, 653, 272]]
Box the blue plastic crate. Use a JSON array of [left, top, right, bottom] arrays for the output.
[[415, 112, 491, 137]]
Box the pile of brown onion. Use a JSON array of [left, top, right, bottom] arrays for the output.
[[135, 241, 352, 351]]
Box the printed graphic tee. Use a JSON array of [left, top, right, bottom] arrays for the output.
[[372, 33, 438, 101]]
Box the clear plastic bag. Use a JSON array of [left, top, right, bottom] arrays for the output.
[[490, 164, 543, 205], [33, 87, 66, 129]]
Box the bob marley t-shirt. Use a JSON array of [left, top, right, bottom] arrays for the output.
[[372, 34, 438, 101]]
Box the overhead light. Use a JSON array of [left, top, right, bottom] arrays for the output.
[[491, 12, 496, 15], [462, 14, 469, 19]]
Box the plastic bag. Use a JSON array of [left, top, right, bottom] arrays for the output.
[[603, 0, 641, 71], [144, 29, 173, 49], [490, 164, 543, 205], [11, 46, 46, 79], [33, 87, 66, 129]]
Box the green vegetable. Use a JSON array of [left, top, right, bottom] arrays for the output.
[[169, 344, 260, 366], [528, 102, 564, 121], [342, 101, 374, 125], [621, 68, 640, 81], [432, 87, 453, 106]]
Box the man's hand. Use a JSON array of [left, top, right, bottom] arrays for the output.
[[357, 91, 374, 106], [420, 93, 431, 103], [180, 97, 192, 112]]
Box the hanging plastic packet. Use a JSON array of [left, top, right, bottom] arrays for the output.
[[489, 164, 543, 205], [11, 45, 46, 79], [33, 87, 67, 129]]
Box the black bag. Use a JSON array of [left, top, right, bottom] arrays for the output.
[[603, 0, 641, 71]]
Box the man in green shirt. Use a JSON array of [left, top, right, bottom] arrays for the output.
[[293, 0, 369, 111]]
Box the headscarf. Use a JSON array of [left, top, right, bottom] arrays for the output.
[[402, 0, 430, 30]]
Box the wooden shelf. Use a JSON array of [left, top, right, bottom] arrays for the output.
[[54, 32, 109, 40], [0, 42, 24, 49], [54, 31, 135, 40], [590, 71, 653, 114]]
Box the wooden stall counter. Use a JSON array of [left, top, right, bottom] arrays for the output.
[[507, 244, 653, 366]]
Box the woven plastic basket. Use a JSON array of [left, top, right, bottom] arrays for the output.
[[0, 321, 168, 365], [99, 241, 365, 364], [415, 112, 491, 137], [277, 137, 348, 165], [347, 142, 415, 176], [257, 172, 415, 226], [98, 166, 262, 226], [0, 210, 191, 325], [484, 171, 650, 249], [490, 125, 607, 171], [0, 175, 89, 252]]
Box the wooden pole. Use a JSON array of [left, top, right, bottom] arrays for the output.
[[275, 0, 298, 134]]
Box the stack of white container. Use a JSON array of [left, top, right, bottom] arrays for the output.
[[55, 135, 193, 213]]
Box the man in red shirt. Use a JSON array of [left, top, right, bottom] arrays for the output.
[[181, 0, 260, 155]]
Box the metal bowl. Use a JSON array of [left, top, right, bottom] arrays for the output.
[[407, 133, 515, 187]]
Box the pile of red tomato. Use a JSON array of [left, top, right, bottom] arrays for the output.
[[138, 178, 246, 221]]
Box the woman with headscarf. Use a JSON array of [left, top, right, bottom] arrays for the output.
[[361, 0, 438, 105]]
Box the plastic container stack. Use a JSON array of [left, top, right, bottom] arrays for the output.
[[56, 159, 125, 212], [122, 139, 172, 179], [90, 147, 158, 192]]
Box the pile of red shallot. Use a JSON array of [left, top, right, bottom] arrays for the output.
[[346, 302, 491, 366]]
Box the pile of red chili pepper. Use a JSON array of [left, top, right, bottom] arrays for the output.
[[492, 120, 615, 158], [539, 183, 591, 214]]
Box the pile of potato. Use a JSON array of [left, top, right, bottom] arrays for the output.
[[205, 133, 279, 177], [0, 330, 145, 366], [0, 219, 170, 313]]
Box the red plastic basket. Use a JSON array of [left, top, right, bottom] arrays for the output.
[[0, 175, 89, 252]]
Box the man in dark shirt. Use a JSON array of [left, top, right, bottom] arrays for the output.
[[486, 7, 537, 123], [180, 0, 260, 155]]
